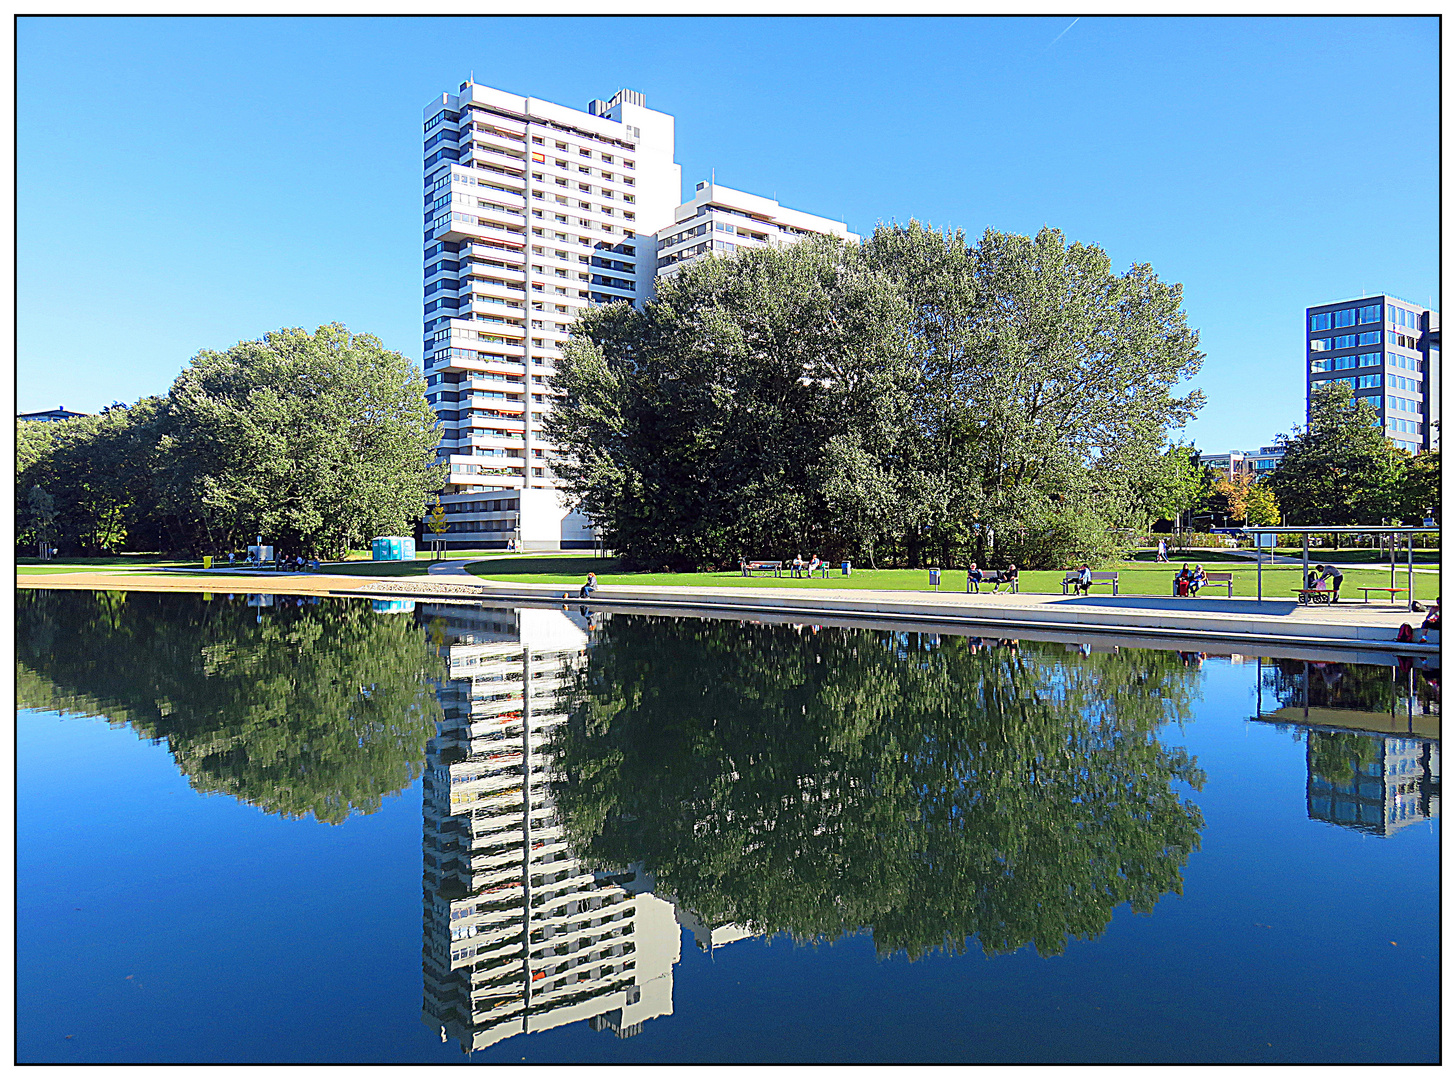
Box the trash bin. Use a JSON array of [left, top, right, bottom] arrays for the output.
[[929, 567, 941, 590], [841, 560, 851, 576], [203, 555, 213, 569]]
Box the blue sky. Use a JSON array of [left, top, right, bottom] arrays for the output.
[[17, 15, 1438, 451]]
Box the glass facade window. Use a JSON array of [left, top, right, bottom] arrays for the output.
[[1310, 358, 1331, 373], [1357, 351, 1381, 366], [1357, 304, 1382, 323], [1334, 334, 1357, 348], [1309, 338, 1331, 352], [1333, 309, 1357, 327], [1357, 373, 1383, 388], [1360, 394, 1383, 409], [1309, 312, 1333, 331], [1357, 331, 1381, 345], [1333, 355, 1359, 370]]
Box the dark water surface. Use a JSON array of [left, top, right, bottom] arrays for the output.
[[16, 589, 1439, 1063]]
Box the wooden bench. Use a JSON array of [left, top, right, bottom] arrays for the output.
[[1357, 586, 1408, 604], [966, 570, 1019, 594], [740, 560, 783, 577], [1062, 571, 1118, 596]]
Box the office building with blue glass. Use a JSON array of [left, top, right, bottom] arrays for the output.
[[1306, 295, 1440, 453]]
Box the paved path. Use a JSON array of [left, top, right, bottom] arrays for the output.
[[21, 568, 1437, 654]]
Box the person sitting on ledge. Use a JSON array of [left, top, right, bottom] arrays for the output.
[[1420, 597, 1440, 643], [579, 571, 597, 599]]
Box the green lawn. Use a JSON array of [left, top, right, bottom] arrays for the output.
[[17, 554, 201, 569], [466, 556, 1439, 601]]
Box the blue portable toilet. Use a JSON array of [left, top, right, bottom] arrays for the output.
[[372, 599, 417, 614], [371, 536, 416, 561]]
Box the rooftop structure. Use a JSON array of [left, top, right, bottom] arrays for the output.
[[18, 405, 89, 422], [654, 181, 858, 279]]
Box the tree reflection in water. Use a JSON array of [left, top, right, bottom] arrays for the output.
[[550, 617, 1206, 960], [16, 588, 442, 824]]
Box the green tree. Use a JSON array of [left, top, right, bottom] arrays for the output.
[[15, 402, 166, 555], [549, 224, 1204, 570], [865, 224, 1205, 567], [549, 616, 1205, 960], [155, 324, 442, 557], [1266, 380, 1402, 527], [427, 496, 449, 560], [23, 485, 56, 556], [546, 238, 916, 569], [16, 589, 443, 823]]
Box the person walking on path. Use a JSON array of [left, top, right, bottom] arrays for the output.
[[1156, 539, 1168, 563]]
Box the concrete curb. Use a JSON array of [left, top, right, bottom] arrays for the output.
[[337, 579, 1441, 656]]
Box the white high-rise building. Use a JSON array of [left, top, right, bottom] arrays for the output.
[[422, 83, 681, 551], [655, 181, 858, 279]]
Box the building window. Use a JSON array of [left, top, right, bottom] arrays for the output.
[[1310, 358, 1331, 373], [1357, 304, 1382, 324], [1309, 338, 1331, 352], [1334, 334, 1357, 349], [1333, 309, 1357, 328], [1332, 356, 1359, 371], [1357, 331, 1381, 346]]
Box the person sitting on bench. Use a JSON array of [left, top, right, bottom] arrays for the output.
[[966, 563, 984, 593], [1188, 564, 1207, 596], [1074, 564, 1093, 596], [807, 554, 822, 577], [1175, 564, 1191, 597]]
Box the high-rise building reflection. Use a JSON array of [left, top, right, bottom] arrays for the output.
[[417, 604, 683, 1053], [1306, 735, 1440, 836], [1254, 655, 1441, 836]]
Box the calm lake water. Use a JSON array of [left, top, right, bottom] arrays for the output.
[[16, 589, 1440, 1064]]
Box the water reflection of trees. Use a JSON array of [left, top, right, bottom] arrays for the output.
[[16, 589, 442, 824], [549, 617, 1206, 960]]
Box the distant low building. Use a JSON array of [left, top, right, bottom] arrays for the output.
[[18, 405, 89, 422], [1199, 445, 1285, 482]]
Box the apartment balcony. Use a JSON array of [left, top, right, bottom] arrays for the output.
[[463, 250, 526, 275], [462, 185, 527, 212], [463, 126, 528, 155], [464, 144, 530, 173]]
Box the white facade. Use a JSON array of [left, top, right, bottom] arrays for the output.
[[655, 181, 858, 279], [422, 83, 681, 551]]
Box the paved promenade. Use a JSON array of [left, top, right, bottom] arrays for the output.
[[21, 567, 1437, 655]]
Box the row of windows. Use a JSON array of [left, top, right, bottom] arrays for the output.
[[1310, 351, 1381, 372], [1390, 373, 1422, 392], [1389, 396, 1421, 414], [527, 134, 633, 169], [1312, 331, 1383, 351], [1391, 418, 1423, 435], [1309, 303, 1424, 333], [1389, 352, 1421, 371]]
